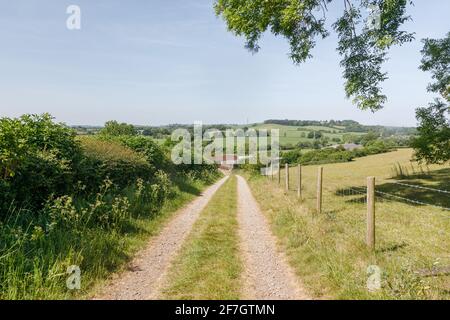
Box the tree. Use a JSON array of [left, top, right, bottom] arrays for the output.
[[307, 131, 322, 139], [100, 120, 137, 136], [411, 33, 450, 164], [419, 33, 450, 100], [215, 0, 414, 111], [360, 130, 379, 146]]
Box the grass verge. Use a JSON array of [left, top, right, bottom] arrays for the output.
[[0, 177, 215, 300], [162, 175, 242, 300], [245, 149, 449, 300]]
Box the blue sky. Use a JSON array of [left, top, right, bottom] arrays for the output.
[[0, 0, 448, 126]]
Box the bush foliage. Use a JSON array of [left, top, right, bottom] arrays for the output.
[[281, 140, 390, 166], [0, 114, 83, 211], [0, 114, 221, 299]]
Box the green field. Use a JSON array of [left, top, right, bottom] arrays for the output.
[[250, 123, 366, 147]]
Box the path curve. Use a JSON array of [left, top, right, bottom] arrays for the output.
[[95, 175, 229, 300], [236, 175, 310, 300]]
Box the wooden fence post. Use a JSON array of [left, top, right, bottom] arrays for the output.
[[285, 164, 290, 192], [297, 164, 302, 200], [367, 177, 376, 250], [271, 163, 274, 181], [316, 167, 323, 213], [278, 164, 281, 184]]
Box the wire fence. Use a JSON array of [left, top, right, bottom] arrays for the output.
[[271, 165, 450, 216], [267, 164, 450, 251], [380, 180, 450, 195], [374, 189, 450, 211]]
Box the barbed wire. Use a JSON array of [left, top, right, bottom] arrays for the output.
[[374, 190, 450, 212], [379, 180, 450, 195], [270, 174, 450, 214], [324, 183, 450, 215]]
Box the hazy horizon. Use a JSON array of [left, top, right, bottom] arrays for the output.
[[68, 118, 416, 128]]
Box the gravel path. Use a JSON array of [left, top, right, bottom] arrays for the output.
[[236, 175, 310, 300], [95, 175, 229, 300]]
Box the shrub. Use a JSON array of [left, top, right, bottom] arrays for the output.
[[98, 128, 221, 183], [5, 151, 75, 209], [307, 131, 323, 139], [299, 148, 355, 164], [100, 120, 137, 136], [282, 149, 303, 164], [364, 140, 389, 155], [0, 115, 221, 299], [78, 137, 152, 191], [98, 135, 168, 172], [239, 162, 265, 175], [0, 114, 82, 212]]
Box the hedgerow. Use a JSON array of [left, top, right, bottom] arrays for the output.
[[281, 141, 391, 166], [0, 114, 219, 299]]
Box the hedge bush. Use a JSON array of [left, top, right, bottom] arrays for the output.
[[98, 135, 168, 172], [281, 140, 391, 166], [0, 114, 220, 219], [78, 137, 152, 191], [0, 114, 82, 212]]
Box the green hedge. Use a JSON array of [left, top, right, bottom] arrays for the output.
[[0, 114, 83, 212], [0, 114, 220, 218], [0, 114, 220, 299], [281, 140, 390, 166], [78, 137, 153, 191]]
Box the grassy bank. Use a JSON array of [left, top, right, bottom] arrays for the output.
[[0, 177, 215, 300], [245, 149, 449, 299], [162, 175, 242, 300]]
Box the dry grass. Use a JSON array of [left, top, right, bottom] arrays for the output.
[[245, 149, 449, 299]]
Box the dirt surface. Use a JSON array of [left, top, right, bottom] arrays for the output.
[[94, 175, 229, 300], [236, 175, 310, 300]]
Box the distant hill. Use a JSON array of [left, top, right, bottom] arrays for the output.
[[263, 119, 416, 135], [72, 119, 416, 149]]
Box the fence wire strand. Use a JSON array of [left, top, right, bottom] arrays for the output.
[[374, 190, 450, 211], [380, 180, 450, 195], [273, 169, 450, 216]]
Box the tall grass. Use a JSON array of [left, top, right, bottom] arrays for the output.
[[0, 176, 213, 300], [391, 162, 431, 179]]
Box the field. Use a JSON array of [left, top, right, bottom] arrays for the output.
[[250, 123, 366, 147], [75, 121, 412, 152], [245, 149, 450, 299]]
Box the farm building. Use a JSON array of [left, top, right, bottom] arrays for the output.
[[329, 143, 363, 151], [214, 154, 238, 170]]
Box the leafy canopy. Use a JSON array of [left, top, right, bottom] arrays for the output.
[[100, 120, 137, 136], [215, 0, 414, 111], [412, 32, 450, 164], [419, 33, 450, 102]]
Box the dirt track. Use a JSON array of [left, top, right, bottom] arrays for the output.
[[95, 174, 309, 300], [94, 175, 229, 300], [236, 175, 310, 300]]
